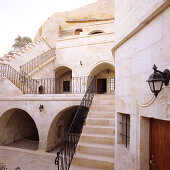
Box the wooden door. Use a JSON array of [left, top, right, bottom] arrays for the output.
[[97, 79, 102, 94], [150, 118, 170, 170], [97, 79, 106, 94]]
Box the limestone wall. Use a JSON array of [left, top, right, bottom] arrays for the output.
[[0, 95, 83, 150], [1, 38, 51, 72], [0, 79, 22, 96], [115, 0, 169, 42], [113, 3, 170, 170], [55, 24, 115, 77], [35, 0, 114, 46]]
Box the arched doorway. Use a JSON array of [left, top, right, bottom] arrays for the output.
[[89, 62, 115, 94], [55, 66, 72, 93], [0, 108, 39, 150], [46, 106, 79, 152]]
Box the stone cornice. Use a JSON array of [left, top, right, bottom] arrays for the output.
[[112, 0, 170, 52], [66, 17, 115, 23]]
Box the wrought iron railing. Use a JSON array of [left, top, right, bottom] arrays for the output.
[[20, 48, 55, 75], [0, 63, 25, 92], [0, 63, 94, 94], [24, 76, 93, 94], [55, 76, 96, 170]]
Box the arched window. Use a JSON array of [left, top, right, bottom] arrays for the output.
[[89, 30, 104, 35], [75, 28, 83, 35]]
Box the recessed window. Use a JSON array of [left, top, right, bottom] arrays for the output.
[[118, 113, 130, 148], [75, 29, 82, 35], [110, 78, 115, 91], [89, 30, 104, 35], [63, 81, 70, 92]]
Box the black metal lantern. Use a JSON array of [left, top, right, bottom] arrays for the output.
[[147, 65, 170, 97], [39, 104, 44, 112]]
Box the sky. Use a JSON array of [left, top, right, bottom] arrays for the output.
[[0, 0, 97, 57]]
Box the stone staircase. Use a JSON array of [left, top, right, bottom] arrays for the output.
[[70, 94, 115, 170], [0, 37, 51, 72]]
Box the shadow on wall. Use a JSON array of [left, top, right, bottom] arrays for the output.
[[46, 106, 79, 152], [0, 108, 39, 150]]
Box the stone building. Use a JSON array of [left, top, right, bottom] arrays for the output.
[[0, 0, 170, 169], [112, 0, 170, 170], [0, 0, 115, 169]]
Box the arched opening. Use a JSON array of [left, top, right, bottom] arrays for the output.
[[55, 66, 72, 93], [89, 62, 115, 94], [38, 85, 44, 94], [0, 108, 39, 150], [46, 106, 79, 152], [88, 30, 104, 35], [75, 28, 82, 35]]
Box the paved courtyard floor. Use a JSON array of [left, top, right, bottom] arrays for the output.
[[0, 143, 57, 170]]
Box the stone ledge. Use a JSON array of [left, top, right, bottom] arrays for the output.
[[0, 94, 84, 101], [112, 0, 170, 52]]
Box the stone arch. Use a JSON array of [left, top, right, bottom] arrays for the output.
[[46, 105, 79, 152], [55, 66, 73, 93], [88, 61, 115, 94], [0, 108, 39, 150], [88, 30, 105, 35]]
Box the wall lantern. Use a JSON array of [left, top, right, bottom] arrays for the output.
[[39, 104, 44, 112], [146, 64, 170, 97]]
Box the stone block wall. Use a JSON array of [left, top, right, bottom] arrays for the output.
[[113, 1, 170, 169]]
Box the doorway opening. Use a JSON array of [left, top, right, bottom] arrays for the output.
[[97, 79, 107, 94], [149, 118, 170, 170], [63, 81, 70, 92], [55, 66, 72, 93], [88, 62, 115, 94]]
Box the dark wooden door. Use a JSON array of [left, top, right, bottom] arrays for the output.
[[97, 79, 106, 94], [150, 118, 170, 170], [97, 79, 102, 94]]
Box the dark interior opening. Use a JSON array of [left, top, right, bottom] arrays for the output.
[[97, 79, 107, 94], [63, 81, 70, 92], [38, 85, 44, 94]]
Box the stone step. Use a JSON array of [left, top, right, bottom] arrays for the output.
[[86, 118, 115, 126], [80, 133, 114, 145], [70, 165, 102, 170], [90, 105, 114, 112], [92, 99, 115, 105], [94, 94, 114, 100], [88, 111, 115, 118], [76, 142, 114, 157], [71, 153, 114, 169], [83, 125, 115, 135]]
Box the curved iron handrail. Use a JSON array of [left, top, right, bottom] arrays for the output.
[[55, 76, 96, 170]]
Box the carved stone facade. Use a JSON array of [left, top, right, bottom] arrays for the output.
[[0, 0, 115, 169]]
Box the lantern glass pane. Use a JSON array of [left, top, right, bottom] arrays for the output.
[[154, 81, 163, 91], [149, 82, 154, 92]]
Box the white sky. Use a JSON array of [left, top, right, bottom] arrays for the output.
[[0, 0, 97, 57]]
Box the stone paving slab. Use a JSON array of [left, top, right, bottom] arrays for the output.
[[0, 147, 56, 170]]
